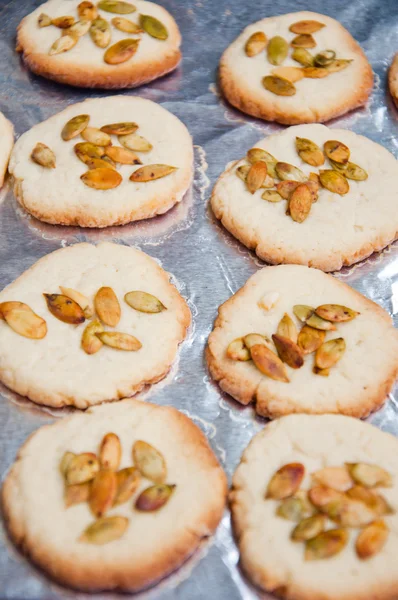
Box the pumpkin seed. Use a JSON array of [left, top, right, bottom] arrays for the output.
[[114, 467, 141, 505], [263, 75, 295, 96], [306, 179, 319, 202], [96, 331, 142, 351], [272, 334, 304, 369], [111, 16, 143, 33], [314, 50, 336, 67], [275, 162, 306, 182], [94, 287, 120, 326], [130, 164, 177, 182], [295, 137, 324, 167], [313, 366, 330, 377], [291, 34, 316, 49], [347, 486, 394, 516], [246, 161, 268, 194], [64, 19, 91, 37], [59, 287, 91, 313], [276, 180, 299, 200], [309, 172, 320, 184], [292, 514, 326, 542], [262, 190, 282, 203], [31, 143, 56, 169], [44, 293, 85, 324], [303, 67, 329, 78], [319, 170, 349, 195], [247, 148, 278, 178], [66, 453, 99, 485], [81, 127, 112, 146], [262, 175, 276, 189], [293, 304, 314, 322], [243, 333, 270, 349], [326, 497, 376, 527], [356, 520, 389, 560], [227, 338, 251, 361], [89, 470, 117, 517], [118, 133, 153, 152], [101, 122, 138, 135], [315, 338, 346, 369], [266, 463, 305, 500], [245, 31, 267, 57], [52, 16, 75, 29], [78, 1, 98, 20], [276, 497, 307, 522], [315, 304, 359, 322], [267, 36, 288, 65], [326, 59, 352, 73], [38, 13, 52, 27], [289, 20, 325, 34], [305, 529, 348, 561], [62, 114, 90, 141], [65, 482, 91, 507], [271, 66, 304, 83], [104, 38, 140, 64], [0, 302, 47, 339], [81, 167, 122, 189], [135, 484, 176, 511], [105, 145, 141, 165], [98, 0, 136, 14], [236, 164, 250, 182], [292, 48, 314, 67], [308, 485, 344, 509], [60, 451, 76, 476], [324, 140, 350, 164], [329, 159, 368, 181], [74, 141, 105, 163], [86, 157, 117, 170], [133, 440, 166, 483], [80, 516, 129, 544], [124, 291, 166, 313], [306, 313, 336, 331], [99, 433, 121, 470], [81, 319, 104, 355], [312, 467, 352, 492], [49, 34, 78, 55], [140, 14, 168, 40], [297, 325, 325, 354], [277, 313, 298, 343], [288, 183, 312, 223], [90, 18, 111, 48], [250, 343, 289, 382], [346, 463, 392, 488]]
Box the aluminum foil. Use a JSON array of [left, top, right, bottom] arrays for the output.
[[1, 0, 398, 598]]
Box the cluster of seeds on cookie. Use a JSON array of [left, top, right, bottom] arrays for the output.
[[244, 19, 353, 96], [236, 137, 367, 223], [36, 1, 168, 63], [60, 434, 175, 544], [266, 461, 394, 561], [30, 114, 177, 190], [227, 303, 359, 381], [0, 287, 166, 353]]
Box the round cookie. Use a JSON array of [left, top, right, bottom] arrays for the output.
[[0, 111, 14, 188], [9, 96, 193, 228], [2, 399, 227, 591], [206, 264, 398, 419], [388, 52, 398, 109], [211, 124, 398, 272], [0, 242, 191, 408], [219, 11, 373, 124], [16, 0, 181, 89], [230, 414, 398, 600]]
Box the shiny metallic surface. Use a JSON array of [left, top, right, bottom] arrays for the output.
[[1, 0, 398, 598]]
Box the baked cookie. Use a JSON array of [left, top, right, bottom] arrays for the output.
[[220, 11, 373, 124], [2, 399, 227, 591], [16, 0, 181, 89], [230, 414, 398, 600], [0, 111, 14, 188], [206, 264, 398, 419], [9, 95, 193, 228], [0, 242, 191, 408], [211, 123, 398, 272], [388, 52, 398, 109]]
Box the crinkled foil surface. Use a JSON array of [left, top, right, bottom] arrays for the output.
[[1, 0, 398, 598]]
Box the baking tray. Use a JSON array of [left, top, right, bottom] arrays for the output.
[[1, 0, 398, 598]]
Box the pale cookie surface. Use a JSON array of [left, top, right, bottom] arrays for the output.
[[388, 52, 398, 109], [211, 124, 398, 272], [2, 399, 227, 591], [230, 414, 398, 600], [17, 0, 181, 88], [207, 264, 398, 418], [0, 242, 191, 408], [220, 11, 373, 124], [9, 96, 193, 227], [0, 111, 14, 188]]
